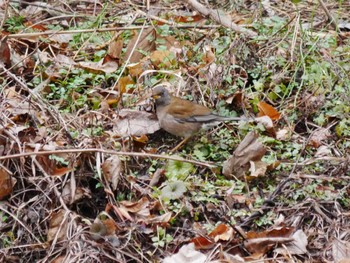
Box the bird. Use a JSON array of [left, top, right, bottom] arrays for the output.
[[151, 85, 246, 151]]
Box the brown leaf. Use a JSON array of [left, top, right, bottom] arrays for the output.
[[116, 76, 134, 94], [191, 236, 215, 250], [0, 36, 11, 68], [108, 38, 124, 59], [208, 223, 234, 242], [248, 160, 268, 177], [0, 168, 13, 200], [244, 226, 295, 255], [113, 109, 160, 137], [309, 127, 331, 148], [223, 131, 267, 179], [275, 229, 308, 255], [163, 243, 207, 263], [47, 209, 67, 242], [257, 101, 281, 120], [101, 156, 123, 190], [79, 59, 118, 73], [150, 50, 176, 68], [119, 196, 150, 219], [124, 28, 156, 63]]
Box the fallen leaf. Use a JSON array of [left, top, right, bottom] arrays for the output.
[[150, 50, 176, 68], [47, 209, 67, 242], [249, 160, 268, 177], [101, 156, 123, 190], [163, 243, 207, 263], [124, 28, 156, 63], [223, 131, 267, 179], [208, 223, 234, 242], [332, 239, 350, 263], [257, 101, 281, 120], [309, 127, 331, 148], [108, 38, 124, 59], [275, 229, 308, 255], [113, 109, 160, 137], [0, 36, 11, 67], [0, 168, 13, 200], [119, 196, 150, 219], [79, 59, 119, 73], [244, 226, 295, 255]]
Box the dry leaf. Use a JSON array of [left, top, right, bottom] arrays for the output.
[[309, 128, 331, 148], [124, 28, 156, 63], [0, 36, 11, 67], [108, 38, 124, 59], [47, 209, 67, 242], [275, 229, 308, 255], [113, 109, 160, 136], [223, 131, 267, 179], [208, 224, 234, 242], [0, 168, 13, 200], [249, 160, 268, 177], [257, 101, 281, 120], [79, 59, 118, 73], [333, 239, 350, 263], [244, 226, 295, 255], [119, 196, 150, 219], [116, 76, 134, 93], [101, 156, 123, 190], [150, 50, 176, 68], [163, 243, 207, 263]]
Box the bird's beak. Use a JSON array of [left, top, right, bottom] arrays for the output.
[[152, 94, 160, 99]]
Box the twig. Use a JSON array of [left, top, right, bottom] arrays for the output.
[[317, 0, 338, 30], [186, 0, 257, 38], [0, 148, 216, 168], [0, 0, 10, 31], [7, 24, 220, 39]]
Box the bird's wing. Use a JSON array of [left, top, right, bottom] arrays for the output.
[[166, 97, 211, 120]]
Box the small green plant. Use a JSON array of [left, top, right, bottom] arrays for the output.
[[4, 16, 25, 33], [151, 226, 173, 248]]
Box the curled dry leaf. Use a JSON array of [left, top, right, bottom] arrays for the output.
[[223, 131, 267, 179], [119, 196, 151, 219], [113, 109, 160, 137], [101, 155, 123, 190]]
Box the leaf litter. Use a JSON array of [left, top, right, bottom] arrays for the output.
[[0, 0, 350, 262]]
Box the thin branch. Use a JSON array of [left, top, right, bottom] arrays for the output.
[[7, 24, 220, 39], [0, 148, 216, 168], [186, 0, 257, 38]]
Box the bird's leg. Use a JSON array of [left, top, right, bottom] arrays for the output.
[[170, 137, 190, 153]]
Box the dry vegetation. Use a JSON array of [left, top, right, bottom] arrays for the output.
[[1, 0, 350, 262]]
